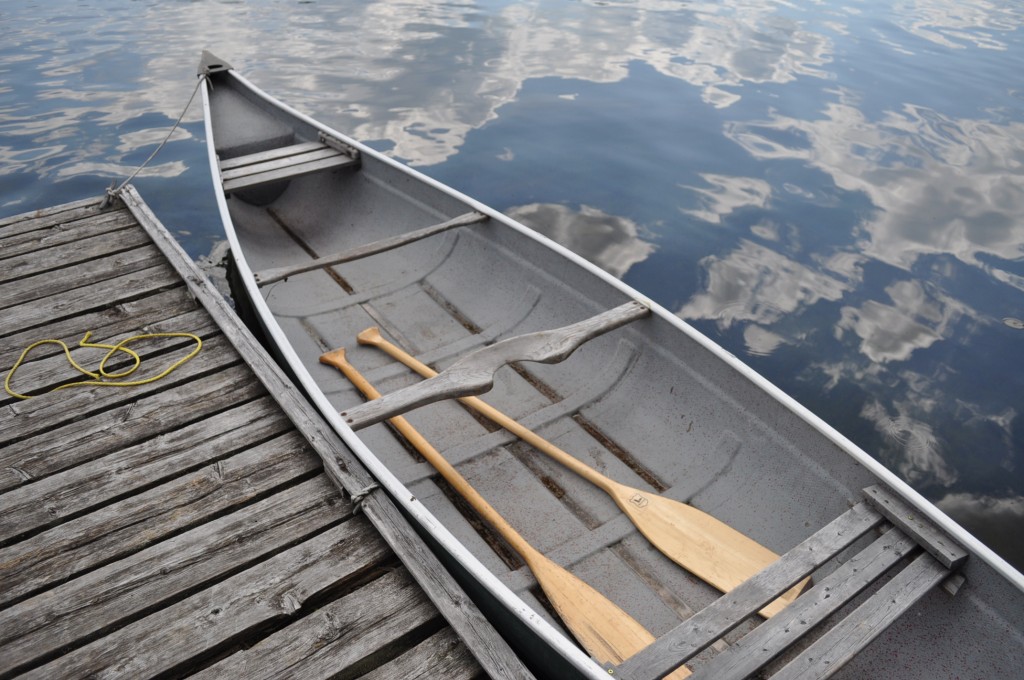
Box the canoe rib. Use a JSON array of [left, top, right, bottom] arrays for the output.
[[340, 300, 650, 429], [254, 211, 489, 286]]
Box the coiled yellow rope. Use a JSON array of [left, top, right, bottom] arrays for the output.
[[4, 331, 202, 400]]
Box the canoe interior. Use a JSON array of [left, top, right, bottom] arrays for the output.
[[206, 70, 1024, 678]]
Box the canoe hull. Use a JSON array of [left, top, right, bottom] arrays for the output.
[[200, 58, 1024, 678]]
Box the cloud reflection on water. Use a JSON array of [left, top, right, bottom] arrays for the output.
[[506, 203, 655, 279], [725, 99, 1024, 278]]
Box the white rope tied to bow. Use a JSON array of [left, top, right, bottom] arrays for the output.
[[100, 73, 208, 208]]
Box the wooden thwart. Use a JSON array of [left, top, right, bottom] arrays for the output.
[[341, 300, 650, 429], [255, 211, 489, 286], [616, 486, 967, 680]]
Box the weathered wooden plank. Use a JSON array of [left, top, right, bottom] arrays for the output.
[[688, 529, 919, 680], [18, 515, 390, 680], [0, 398, 291, 541], [863, 485, 968, 570], [0, 286, 198, 368], [122, 184, 532, 680], [616, 502, 884, 680], [218, 140, 327, 171], [0, 244, 165, 312], [0, 477, 352, 676], [771, 552, 950, 680], [342, 300, 650, 429], [0, 196, 103, 233], [0, 226, 154, 287], [0, 209, 136, 261], [220, 145, 344, 180], [192, 568, 440, 679], [255, 211, 488, 286], [0, 358, 257, 492], [223, 153, 358, 193], [359, 628, 482, 680], [0, 262, 182, 337], [1, 333, 239, 448], [357, 490, 538, 680], [0, 434, 322, 606], [1, 311, 220, 406]]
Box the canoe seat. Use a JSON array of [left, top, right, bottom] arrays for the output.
[[219, 133, 360, 193], [615, 485, 968, 680], [340, 301, 650, 429]]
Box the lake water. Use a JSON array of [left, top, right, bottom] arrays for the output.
[[3, 0, 1022, 570]]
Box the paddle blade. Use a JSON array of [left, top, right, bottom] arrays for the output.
[[612, 487, 809, 618], [528, 552, 690, 678]]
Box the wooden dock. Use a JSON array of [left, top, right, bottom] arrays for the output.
[[0, 188, 532, 679]]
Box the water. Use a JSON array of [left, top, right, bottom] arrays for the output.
[[2, 0, 1022, 570]]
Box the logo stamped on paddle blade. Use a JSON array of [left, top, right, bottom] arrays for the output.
[[629, 493, 649, 508]]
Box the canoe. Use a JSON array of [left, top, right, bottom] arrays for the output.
[[198, 51, 1024, 679]]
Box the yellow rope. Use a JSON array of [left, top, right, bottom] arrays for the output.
[[4, 331, 202, 400]]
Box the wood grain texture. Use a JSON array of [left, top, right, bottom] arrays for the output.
[[19, 517, 391, 680], [0, 287, 200, 366], [0, 229, 155, 287], [688, 529, 920, 680], [617, 501, 883, 680], [771, 552, 949, 680], [2, 333, 239, 448], [0, 360, 258, 491], [0, 399, 292, 541], [0, 477, 348, 675], [0, 196, 102, 233], [863, 485, 968, 569], [0, 262, 181, 336], [191, 568, 439, 679], [359, 627, 482, 680], [1, 312, 219, 405], [0, 209, 136, 261], [341, 300, 649, 429], [0, 433, 322, 606]]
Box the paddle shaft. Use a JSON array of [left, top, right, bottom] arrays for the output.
[[357, 327, 809, 618], [320, 348, 690, 677], [323, 349, 538, 560], [357, 328, 617, 491]]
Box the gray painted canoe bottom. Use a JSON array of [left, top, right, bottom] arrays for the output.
[[200, 55, 1024, 679]]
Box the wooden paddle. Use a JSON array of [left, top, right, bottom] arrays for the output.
[[320, 348, 690, 678], [356, 327, 810, 618]]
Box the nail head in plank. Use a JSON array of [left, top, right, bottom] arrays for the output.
[[770, 552, 950, 680], [863, 485, 967, 570], [615, 501, 883, 680], [687, 529, 919, 680]]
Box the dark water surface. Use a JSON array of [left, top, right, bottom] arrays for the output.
[[3, 0, 1023, 570]]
